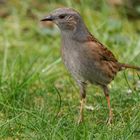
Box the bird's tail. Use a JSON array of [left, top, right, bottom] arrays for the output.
[[120, 63, 140, 71]]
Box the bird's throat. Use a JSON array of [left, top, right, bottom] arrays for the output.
[[61, 21, 92, 43]]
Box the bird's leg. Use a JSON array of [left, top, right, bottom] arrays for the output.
[[78, 82, 86, 124], [102, 86, 113, 124], [78, 97, 86, 124]]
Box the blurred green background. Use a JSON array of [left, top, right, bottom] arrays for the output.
[[0, 0, 140, 139]]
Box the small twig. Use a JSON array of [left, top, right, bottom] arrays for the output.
[[53, 86, 62, 120]]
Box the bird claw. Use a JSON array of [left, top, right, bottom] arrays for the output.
[[77, 116, 83, 124], [107, 116, 113, 125], [77, 119, 82, 124]]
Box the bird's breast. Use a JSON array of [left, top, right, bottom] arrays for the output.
[[61, 39, 85, 81]]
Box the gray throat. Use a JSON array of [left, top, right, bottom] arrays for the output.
[[61, 21, 91, 42]]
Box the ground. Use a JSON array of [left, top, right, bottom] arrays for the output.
[[0, 0, 140, 139]]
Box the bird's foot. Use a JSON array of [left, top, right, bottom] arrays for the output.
[[107, 116, 113, 125], [107, 111, 113, 125], [77, 116, 83, 124]]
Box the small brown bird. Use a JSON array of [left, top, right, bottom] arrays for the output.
[[41, 8, 140, 124]]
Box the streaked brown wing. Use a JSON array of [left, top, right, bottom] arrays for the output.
[[87, 35, 118, 62]]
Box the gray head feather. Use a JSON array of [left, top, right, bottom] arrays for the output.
[[42, 7, 91, 42]]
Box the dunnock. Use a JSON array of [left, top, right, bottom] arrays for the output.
[[41, 8, 140, 124]]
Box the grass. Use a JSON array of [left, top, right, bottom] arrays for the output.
[[0, 0, 140, 139]]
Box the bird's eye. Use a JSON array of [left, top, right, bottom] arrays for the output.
[[59, 14, 66, 19]]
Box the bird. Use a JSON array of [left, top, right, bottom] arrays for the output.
[[41, 7, 140, 124]]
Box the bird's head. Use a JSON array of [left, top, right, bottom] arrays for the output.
[[41, 8, 82, 32]]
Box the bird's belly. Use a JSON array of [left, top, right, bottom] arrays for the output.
[[62, 49, 85, 82], [62, 50, 110, 85], [61, 42, 114, 85]]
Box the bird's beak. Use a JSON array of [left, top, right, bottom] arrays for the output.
[[40, 15, 54, 21]]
